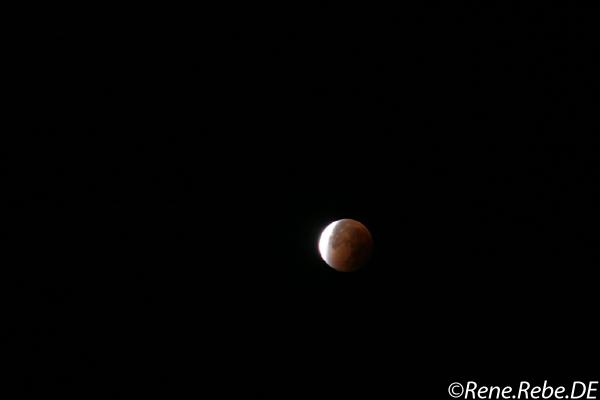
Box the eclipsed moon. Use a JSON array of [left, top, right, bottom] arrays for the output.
[[318, 219, 373, 272]]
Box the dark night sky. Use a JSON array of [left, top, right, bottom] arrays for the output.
[[11, 4, 599, 399]]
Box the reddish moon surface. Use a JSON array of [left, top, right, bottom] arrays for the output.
[[318, 219, 373, 272]]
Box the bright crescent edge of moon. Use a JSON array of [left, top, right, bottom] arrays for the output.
[[318, 220, 339, 264]]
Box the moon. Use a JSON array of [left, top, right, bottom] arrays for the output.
[[318, 219, 373, 272]]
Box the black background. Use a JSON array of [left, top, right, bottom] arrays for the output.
[[11, 3, 599, 399]]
